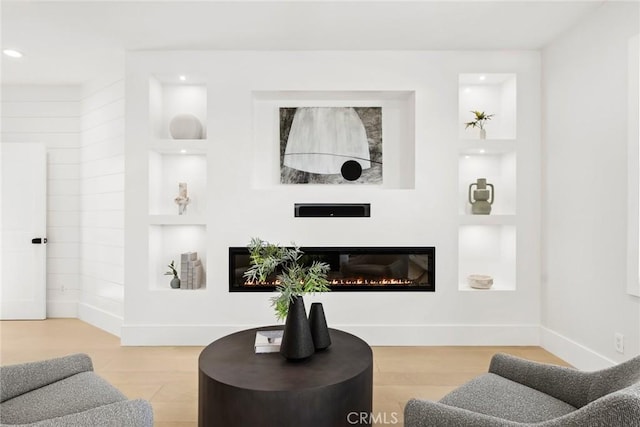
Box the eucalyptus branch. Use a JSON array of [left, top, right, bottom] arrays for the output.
[[246, 237, 330, 320]]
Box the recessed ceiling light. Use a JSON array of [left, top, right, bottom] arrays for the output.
[[464, 88, 471, 93], [479, 149, 486, 154], [179, 75, 186, 81], [180, 149, 187, 154], [3, 49, 23, 58], [479, 75, 486, 81]]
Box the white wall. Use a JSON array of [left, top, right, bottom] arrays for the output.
[[1, 85, 81, 317], [542, 1, 640, 368], [79, 74, 125, 336], [124, 50, 542, 345]]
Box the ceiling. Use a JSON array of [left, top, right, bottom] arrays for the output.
[[1, 1, 605, 85]]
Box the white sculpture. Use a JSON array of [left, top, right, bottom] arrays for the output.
[[174, 182, 190, 215]]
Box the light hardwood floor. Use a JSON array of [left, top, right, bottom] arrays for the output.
[[0, 319, 569, 426]]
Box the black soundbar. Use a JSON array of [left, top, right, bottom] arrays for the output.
[[294, 203, 371, 218]]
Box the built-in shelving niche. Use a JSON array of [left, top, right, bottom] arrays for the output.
[[148, 152, 207, 217], [457, 73, 517, 292], [148, 225, 207, 291], [149, 74, 208, 140], [458, 147, 516, 216], [146, 73, 209, 291], [459, 73, 516, 140], [458, 225, 516, 291]]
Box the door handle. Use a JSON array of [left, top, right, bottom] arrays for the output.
[[31, 238, 47, 244]]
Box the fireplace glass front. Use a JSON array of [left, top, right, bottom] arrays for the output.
[[229, 247, 435, 292]]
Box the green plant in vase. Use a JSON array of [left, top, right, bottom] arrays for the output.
[[243, 237, 330, 320], [464, 110, 494, 139], [164, 260, 181, 289]]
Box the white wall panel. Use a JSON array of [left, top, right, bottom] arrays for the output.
[[82, 174, 125, 194], [48, 195, 81, 212], [81, 211, 124, 228], [48, 164, 79, 181], [47, 274, 80, 290], [2, 101, 80, 117], [2, 117, 80, 134], [47, 242, 81, 260], [82, 99, 125, 131], [79, 73, 126, 335], [82, 138, 124, 161], [48, 178, 80, 196], [82, 156, 125, 179], [47, 226, 80, 243], [82, 227, 124, 247], [82, 118, 125, 145], [47, 148, 80, 165], [0, 133, 80, 147], [46, 258, 79, 275], [2, 86, 80, 102], [83, 80, 125, 112], [542, 2, 640, 366], [81, 260, 124, 284], [47, 211, 80, 227], [1, 85, 81, 318]]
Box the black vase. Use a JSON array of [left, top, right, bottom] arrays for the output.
[[309, 302, 331, 351], [280, 296, 315, 361]]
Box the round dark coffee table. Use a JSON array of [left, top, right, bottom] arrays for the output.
[[198, 326, 373, 427]]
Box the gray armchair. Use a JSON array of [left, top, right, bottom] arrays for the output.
[[0, 353, 153, 426], [405, 353, 640, 426]]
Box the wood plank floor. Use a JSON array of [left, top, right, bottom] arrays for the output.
[[0, 319, 569, 426]]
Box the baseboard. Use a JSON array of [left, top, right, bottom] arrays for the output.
[[121, 323, 540, 346], [121, 324, 247, 346], [540, 326, 616, 370], [78, 303, 123, 338], [342, 324, 540, 346], [47, 300, 78, 318]]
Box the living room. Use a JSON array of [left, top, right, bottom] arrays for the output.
[[1, 1, 639, 426]]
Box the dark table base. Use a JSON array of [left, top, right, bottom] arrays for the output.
[[198, 327, 373, 427]]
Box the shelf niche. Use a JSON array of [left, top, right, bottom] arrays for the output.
[[148, 152, 207, 216], [459, 73, 516, 140], [149, 75, 207, 140], [458, 225, 516, 291], [459, 151, 516, 216], [148, 225, 207, 290]]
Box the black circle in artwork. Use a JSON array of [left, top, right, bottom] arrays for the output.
[[341, 160, 362, 181]]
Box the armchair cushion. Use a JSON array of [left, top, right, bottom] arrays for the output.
[[405, 353, 640, 427], [0, 372, 126, 424], [0, 354, 93, 403], [439, 373, 577, 423], [0, 354, 153, 427]]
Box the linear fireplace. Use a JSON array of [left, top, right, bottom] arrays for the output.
[[229, 247, 435, 292]]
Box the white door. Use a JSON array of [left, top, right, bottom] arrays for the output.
[[1, 143, 47, 319]]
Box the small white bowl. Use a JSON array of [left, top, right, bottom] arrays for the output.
[[468, 274, 493, 289]]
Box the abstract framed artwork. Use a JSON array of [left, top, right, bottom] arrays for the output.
[[280, 107, 382, 184]]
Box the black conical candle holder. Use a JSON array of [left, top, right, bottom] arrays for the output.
[[280, 296, 315, 361], [309, 302, 331, 351]]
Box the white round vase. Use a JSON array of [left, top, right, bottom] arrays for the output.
[[169, 114, 203, 139]]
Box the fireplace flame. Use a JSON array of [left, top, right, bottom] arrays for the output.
[[243, 278, 415, 286]]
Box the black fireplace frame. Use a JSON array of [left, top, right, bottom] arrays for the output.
[[229, 246, 435, 292]]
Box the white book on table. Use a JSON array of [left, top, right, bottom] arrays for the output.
[[254, 330, 283, 353]]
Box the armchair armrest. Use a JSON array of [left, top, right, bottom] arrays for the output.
[[404, 398, 522, 427], [488, 353, 590, 408], [1, 399, 154, 427], [0, 354, 93, 403], [536, 385, 640, 427]]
